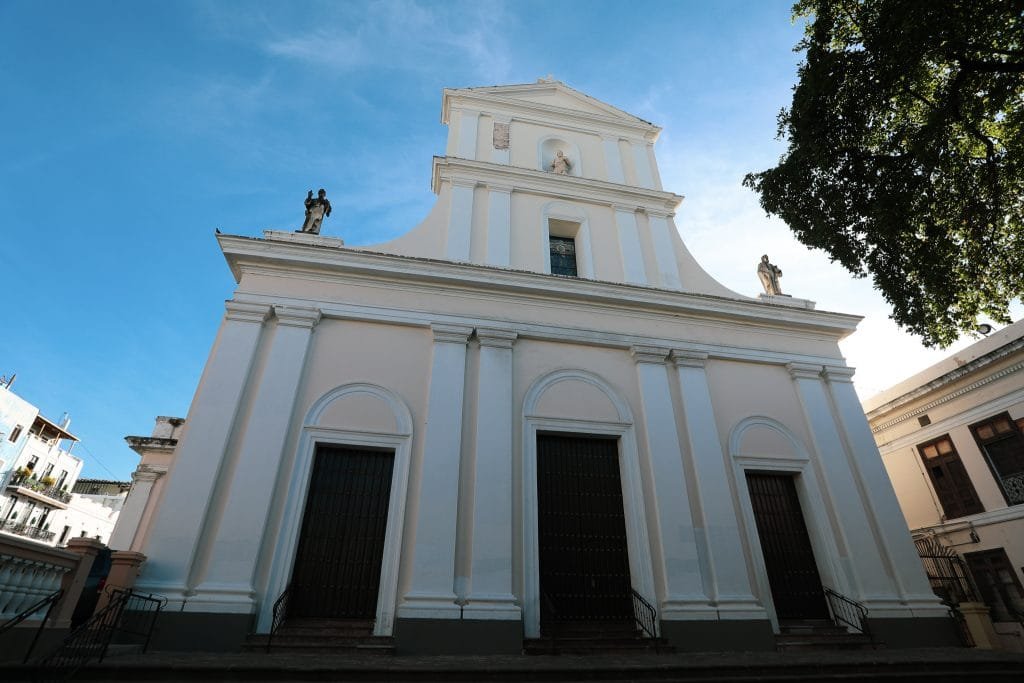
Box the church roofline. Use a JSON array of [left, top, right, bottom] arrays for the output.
[[441, 81, 661, 141], [431, 156, 683, 210], [216, 233, 862, 343]]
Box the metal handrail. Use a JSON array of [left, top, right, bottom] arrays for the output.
[[823, 586, 875, 646], [33, 587, 167, 678], [630, 588, 658, 639], [266, 584, 291, 653], [0, 588, 63, 663]]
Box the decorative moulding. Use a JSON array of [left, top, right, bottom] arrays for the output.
[[630, 345, 670, 365], [476, 327, 518, 348], [671, 350, 709, 368], [224, 300, 272, 324], [430, 323, 474, 344], [786, 362, 824, 381], [757, 293, 816, 310], [273, 305, 322, 329]]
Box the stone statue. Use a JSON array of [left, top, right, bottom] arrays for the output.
[[550, 150, 572, 175], [299, 188, 332, 235], [757, 254, 784, 295]]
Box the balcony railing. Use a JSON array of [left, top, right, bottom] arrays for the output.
[[1001, 472, 1024, 505], [0, 520, 56, 542], [6, 478, 72, 505]]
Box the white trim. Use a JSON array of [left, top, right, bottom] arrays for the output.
[[258, 383, 413, 637], [728, 417, 848, 632], [520, 369, 656, 638]]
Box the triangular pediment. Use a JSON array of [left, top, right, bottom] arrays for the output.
[[447, 80, 656, 129]]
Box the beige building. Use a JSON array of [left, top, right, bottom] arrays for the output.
[[133, 80, 953, 653], [866, 320, 1024, 650]]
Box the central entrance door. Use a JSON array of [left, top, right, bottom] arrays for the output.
[[289, 445, 394, 619], [537, 434, 633, 627], [746, 472, 829, 622]]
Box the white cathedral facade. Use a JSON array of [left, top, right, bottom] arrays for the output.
[[133, 81, 954, 653]]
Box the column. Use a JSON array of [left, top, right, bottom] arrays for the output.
[[485, 186, 512, 267], [399, 323, 473, 619], [134, 301, 270, 604], [648, 211, 682, 290], [822, 365, 943, 607], [787, 363, 891, 599], [602, 134, 625, 183], [455, 109, 479, 160], [94, 550, 147, 614], [631, 140, 655, 188], [54, 537, 105, 626], [446, 179, 475, 261], [671, 351, 758, 613], [464, 328, 519, 619], [631, 346, 711, 617], [108, 465, 164, 551], [615, 206, 647, 285], [192, 305, 321, 611]]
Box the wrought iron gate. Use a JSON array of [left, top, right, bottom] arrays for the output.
[[537, 434, 633, 625], [746, 472, 830, 621], [289, 445, 394, 619]]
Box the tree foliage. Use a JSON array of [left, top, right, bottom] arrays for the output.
[[744, 0, 1024, 346]]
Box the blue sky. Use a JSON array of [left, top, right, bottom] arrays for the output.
[[1, 1, 1012, 480]]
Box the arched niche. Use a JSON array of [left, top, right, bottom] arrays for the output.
[[259, 383, 413, 637], [538, 136, 583, 177]]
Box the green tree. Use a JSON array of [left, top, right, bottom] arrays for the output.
[[744, 0, 1024, 346]]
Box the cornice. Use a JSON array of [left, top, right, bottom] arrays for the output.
[[866, 339, 1024, 427], [787, 362, 824, 381], [224, 301, 271, 324], [672, 350, 709, 369], [217, 234, 861, 341], [630, 345, 670, 365], [432, 157, 683, 212], [442, 87, 660, 141], [273, 305, 322, 330], [431, 323, 473, 345], [476, 327, 518, 348]]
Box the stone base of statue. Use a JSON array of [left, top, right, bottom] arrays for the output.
[[263, 230, 345, 248], [758, 293, 816, 310]]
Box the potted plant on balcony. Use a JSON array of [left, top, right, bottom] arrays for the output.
[[11, 466, 30, 484], [41, 475, 56, 488]]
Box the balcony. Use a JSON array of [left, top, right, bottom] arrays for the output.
[[6, 476, 72, 508], [0, 520, 56, 542]]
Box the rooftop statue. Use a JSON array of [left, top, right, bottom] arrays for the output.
[[298, 188, 332, 235], [757, 254, 784, 296]]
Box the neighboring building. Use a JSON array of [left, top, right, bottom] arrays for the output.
[[0, 382, 83, 546], [108, 416, 183, 552], [55, 478, 132, 547], [134, 79, 951, 653], [866, 320, 1024, 650]]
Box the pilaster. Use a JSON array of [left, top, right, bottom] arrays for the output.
[[455, 108, 480, 160], [191, 305, 321, 612], [786, 362, 893, 601], [822, 365, 943, 608], [399, 323, 473, 619], [134, 301, 270, 606], [446, 179, 476, 261], [671, 351, 759, 615], [602, 134, 625, 183], [464, 327, 519, 620], [631, 140, 655, 188], [648, 210, 681, 290], [630, 345, 711, 618], [485, 185, 512, 267], [109, 465, 165, 551], [615, 206, 647, 285]]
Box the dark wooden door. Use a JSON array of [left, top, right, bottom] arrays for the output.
[[746, 472, 829, 621], [537, 434, 633, 625], [289, 445, 394, 619]]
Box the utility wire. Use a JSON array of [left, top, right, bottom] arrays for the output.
[[74, 441, 120, 480]]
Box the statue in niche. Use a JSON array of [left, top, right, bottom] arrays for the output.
[[550, 150, 572, 175], [298, 188, 332, 235], [757, 254, 784, 295]]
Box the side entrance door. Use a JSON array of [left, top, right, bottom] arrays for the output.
[[289, 445, 394, 619], [537, 434, 633, 627], [746, 472, 830, 622]]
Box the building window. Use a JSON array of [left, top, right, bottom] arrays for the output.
[[964, 548, 1024, 622], [970, 413, 1024, 506], [8, 425, 23, 442], [26, 455, 38, 471], [917, 435, 984, 520], [549, 236, 578, 276], [58, 525, 71, 545], [42, 463, 54, 479]]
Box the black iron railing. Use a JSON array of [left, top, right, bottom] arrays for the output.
[[823, 586, 874, 646], [914, 536, 981, 605], [6, 480, 72, 504], [0, 520, 56, 542], [630, 588, 657, 639], [33, 587, 166, 680], [0, 588, 63, 663], [266, 584, 291, 653]]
